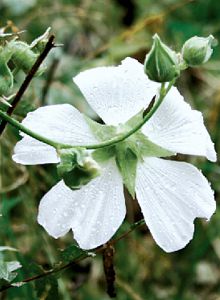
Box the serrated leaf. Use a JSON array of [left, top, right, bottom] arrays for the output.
[[116, 143, 138, 198], [0, 260, 22, 282], [7, 261, 22, 273]]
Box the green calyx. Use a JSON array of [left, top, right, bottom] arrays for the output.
[[0, 30, 50, 96], [0, 28, 49, 96], [0, 46, 13, 96], [30, 27, 51, 53], [182, 35, 216, 67], [144, 34, 179, 82], [116, 111, 173, 197], [86, 109, 174, 198], [57, 148, 101, 190], [7, 40, 46, 75]]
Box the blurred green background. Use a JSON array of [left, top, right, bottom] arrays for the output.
[[1, 0, 220, 299]]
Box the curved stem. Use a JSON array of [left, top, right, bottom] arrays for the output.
[[0, 110, 59, 148], [0, 80, 175, 150]]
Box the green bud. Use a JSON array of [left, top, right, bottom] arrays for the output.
[[0, 46, 13, 95], [57, 148, 101, 190], [30, 27, 51, 53], [7, 40, 46, 75], [0, 63, 13, 96], [182, 35, 215, 66], [144, 34, 179, 82]]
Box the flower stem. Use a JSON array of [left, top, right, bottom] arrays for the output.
[[0, 110, 59, 148], [0, 80, 175, 150]]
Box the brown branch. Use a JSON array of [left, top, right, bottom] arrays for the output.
[[0, 219, 145, 293], [0, 35, 55, 136]]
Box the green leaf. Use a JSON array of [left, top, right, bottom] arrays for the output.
[[116, 143, 138, 198], [30, 264, 59, 300], [34, 275, 59, 300], [1, 196, 22, 216], [59, 244, 87, 263], [0, 260, 22, 282]]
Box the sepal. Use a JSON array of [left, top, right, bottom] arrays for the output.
[[144, 34, 179, 82], [57, 148, 101, 190], [182, 35, 216, 66]]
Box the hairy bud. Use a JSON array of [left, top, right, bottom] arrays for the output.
[[30, 27, 51, 53], [0, 46, 13, 95], [7, 40, 46, 75], [182, 35, 215, 66], [57, 148, 101, 190], [144, 34, 179, 82]]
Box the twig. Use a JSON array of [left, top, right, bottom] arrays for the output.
[[102, 243, 116, 298], [0, 219, 145, 292], [0, 35, 55, 136]]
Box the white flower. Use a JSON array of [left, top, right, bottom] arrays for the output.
[[12, 58, 216, 252]]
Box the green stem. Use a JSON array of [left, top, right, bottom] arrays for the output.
[[0, 81, 175, 150], [0, 110, 59, 148]]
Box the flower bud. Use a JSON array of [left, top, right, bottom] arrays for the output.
[[0, 46, 13, 95], [7, 40, 46, 75], [0, 64, 13, 96], [144, 34, 179, 82], [30, 27, 51, 53], [57, 148, 101, 190], [182, 35, 215, 66]]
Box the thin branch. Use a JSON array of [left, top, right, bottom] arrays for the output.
[[0, 35, 55, 136], [0, 219, 145, 292]]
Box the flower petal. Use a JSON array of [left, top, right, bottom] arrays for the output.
[[38, 159, 126, 249], [142, 87, 216, 161], [135, 157, 215, 252], [13, 136, 59, 165], [73, 57, 159, 125], [12, 104, 98, 165]]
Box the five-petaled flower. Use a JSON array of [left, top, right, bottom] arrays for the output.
[[13, 58, 216, 252]]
